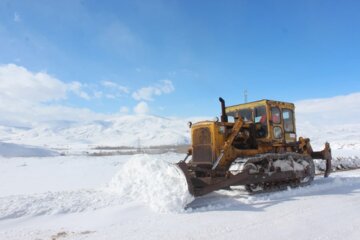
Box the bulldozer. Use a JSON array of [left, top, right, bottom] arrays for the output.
[[177, 98, 332, 197]]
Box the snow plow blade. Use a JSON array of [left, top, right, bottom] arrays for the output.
[[176, 160, 252, 197]]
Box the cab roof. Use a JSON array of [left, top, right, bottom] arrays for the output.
[[225, 99, 295, 113]]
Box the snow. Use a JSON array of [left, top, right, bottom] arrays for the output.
[[0, 115, 195, 151], [107, 154, 194, 212], [272, 158, 307, 172], [0, 154, 359, 239], [0, 190, 121, 220], [0, 93, 360, 239], [0, 93, 359, 158], [0, 109, 359, 159], [296, 92, 360, 125], [0, 141, 58, 157], [295, 92, 360, 157]]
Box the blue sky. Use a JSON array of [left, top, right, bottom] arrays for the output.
[[0, 0, 360, 117]]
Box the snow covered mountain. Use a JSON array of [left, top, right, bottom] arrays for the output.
[[0, 115, 198, 150], [0, 92, 359, 157], [296, 92, 360, 156]]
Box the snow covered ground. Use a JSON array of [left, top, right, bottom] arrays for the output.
[[0, 153, 360, 240], [0, 142, 59, 158], [0, 93, 359, 239]]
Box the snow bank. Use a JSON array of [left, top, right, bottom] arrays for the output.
[[0, 142, 58, 157], [107, 155, 194, 212]]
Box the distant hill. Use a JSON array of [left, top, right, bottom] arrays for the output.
[[0, 93, 359, 157]]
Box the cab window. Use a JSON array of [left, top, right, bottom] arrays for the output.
[[227, 109, 252, 122], [283, 109, 294, 132], [255, 106, 267, 137], [271, 107, 281, 124], [273, 126, 283, 139], [239, 109, 252, 122], [255, 106, 267, 124]]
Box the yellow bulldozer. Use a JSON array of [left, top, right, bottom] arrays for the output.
[[177, 98, 332, 197]]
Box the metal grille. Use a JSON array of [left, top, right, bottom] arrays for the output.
[[192, 127, 213, 165]]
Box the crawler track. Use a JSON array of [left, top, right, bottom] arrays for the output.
[[242, 165, 360, 195], [230, 153, 315, 194]]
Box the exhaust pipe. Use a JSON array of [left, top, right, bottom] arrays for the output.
[[219, 97, 228, 123]]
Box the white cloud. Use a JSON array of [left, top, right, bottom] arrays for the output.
[[133, 101, 149, 115], [0, 63, 164, 125], [68, 81, 90, 100], [14, 12, 21, 22], [119, 106, 129, 114], [105, 94, 116, 99], [0, 64, 68, 103], [101, 80, 129, 94], [0, 64, 92, 102], [0, 64, 101, 125], [132, 80, 175, 101], [0, 97, 105, 127], [93, 91, 103, 99]]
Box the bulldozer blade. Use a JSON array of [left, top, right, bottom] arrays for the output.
[[176, 161, 195, 196], [176, 158, 313, 197], [175, 161, 231, 197]]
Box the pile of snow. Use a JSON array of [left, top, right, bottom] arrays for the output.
[[0, 142, 58, 157], [0, 154, 193, 219], [107, 154, 194, 212]]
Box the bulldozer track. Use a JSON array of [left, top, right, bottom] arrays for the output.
[[229, 153, 315, 194], [245, 167, 360, 195]]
